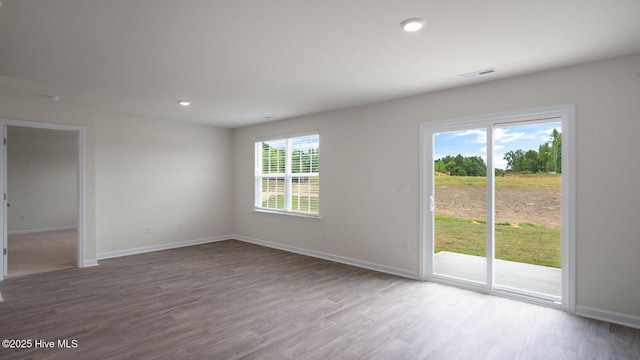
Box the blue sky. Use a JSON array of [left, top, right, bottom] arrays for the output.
[[435, 122, 561, 170]]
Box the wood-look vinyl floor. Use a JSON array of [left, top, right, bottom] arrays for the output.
[[0, 240, 639, 359]]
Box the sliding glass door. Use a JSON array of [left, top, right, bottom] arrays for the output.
[[493, 122, 562, 301], [432, 128, 487, 284], [422, 106, 573, 307]]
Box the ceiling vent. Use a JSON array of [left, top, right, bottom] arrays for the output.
[[459, 68, 496, 79]]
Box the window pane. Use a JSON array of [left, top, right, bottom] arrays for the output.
[[291, 134, 319, 174], [292, 195, 319, 214], [291, 175, 319, 214], [261, 177, 285, 210], [261, 140, 285, 174], [494, 122, 562, 298], [433, 128, 487, 284]]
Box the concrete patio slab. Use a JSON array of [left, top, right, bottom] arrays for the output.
[[433, 251, 561, 297]]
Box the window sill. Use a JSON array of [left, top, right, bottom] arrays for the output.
[[253, 208, 323, 222]]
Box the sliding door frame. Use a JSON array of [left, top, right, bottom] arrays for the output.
[[419, 104, 576, 312]]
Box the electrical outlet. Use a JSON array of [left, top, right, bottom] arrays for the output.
[[402, 242, 409, 252], [179, 223, 185, 231], [146, 226, 153, 234], [20, 215, 27, 222], [323, 230, 329, 240]]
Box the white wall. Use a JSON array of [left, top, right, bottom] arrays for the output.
[[0, 90, 234, 265], [7, 126, 78, 233], [95, 113, 233, 254], [233, 53, 640, 319], [0, 91, 98, 265]]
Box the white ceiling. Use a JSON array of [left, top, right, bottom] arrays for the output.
[[1, 0, 639, 128]]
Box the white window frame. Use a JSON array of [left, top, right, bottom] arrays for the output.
[[254, 132, 320, 218]]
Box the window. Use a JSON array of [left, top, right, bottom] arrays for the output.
[[255, 133, 319, 216]]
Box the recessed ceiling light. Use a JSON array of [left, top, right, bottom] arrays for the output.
[[46, 95, 61, 101], [178, 100, 191, 106], [400, 17, 426, 32]]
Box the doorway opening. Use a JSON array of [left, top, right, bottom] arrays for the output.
[[6, 127, 78, 278], [420, 105, 575, 309], [1, 120, 85, 281]]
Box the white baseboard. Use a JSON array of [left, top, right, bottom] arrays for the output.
[[576, 305, 640, 329], [8, 226, 77, 236], [96, 235, 233, 260], [83, 259, 99, 267], [93, 234, 418, 280], [232, 234, 420, 280]]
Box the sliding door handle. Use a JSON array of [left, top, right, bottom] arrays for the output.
[[429, 195, 434, 212]]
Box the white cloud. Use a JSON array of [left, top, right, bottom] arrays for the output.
[[453, 129, 486, 144], [479, 145, 504, 152], [454, 129, 484, 137], [495, 128, 531, 143], [494, 153, 508, 170], [534, 126, 562, 141]]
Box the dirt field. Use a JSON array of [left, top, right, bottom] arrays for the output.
[[435, 175, 561, 229]]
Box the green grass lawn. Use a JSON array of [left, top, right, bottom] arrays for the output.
[[435, 215, 561, 268], [262, 194, 319, 214], [435, 173, 561, 189]]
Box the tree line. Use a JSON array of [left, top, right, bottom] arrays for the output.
[[504, 129, 561, 173], [435, 129, 562, 175], [262, 143, 319, 174], [434, 154, 486, 176]]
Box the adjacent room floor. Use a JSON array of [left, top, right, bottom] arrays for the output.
[[7, 229, 77, 278], [0, 240, 638, 359]]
